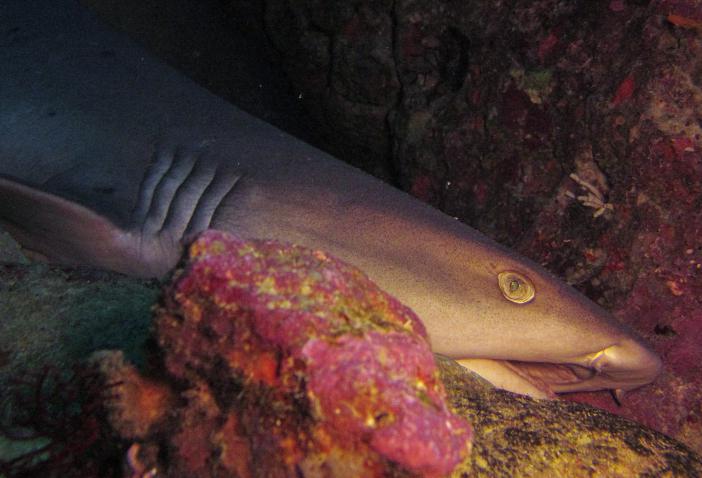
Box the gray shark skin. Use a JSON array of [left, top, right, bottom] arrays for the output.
[[0, 0, 661, 398]]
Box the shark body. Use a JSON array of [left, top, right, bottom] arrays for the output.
[[0, 0, 661, 398]]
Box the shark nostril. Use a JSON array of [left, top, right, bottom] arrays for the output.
[[497, 271, 535, 304]]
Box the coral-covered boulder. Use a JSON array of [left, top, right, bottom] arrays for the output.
[[98, 230, 472, 477]]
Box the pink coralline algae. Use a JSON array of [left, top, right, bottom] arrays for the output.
[[99, 230, 472, 477]]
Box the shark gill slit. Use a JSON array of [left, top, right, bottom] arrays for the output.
[[139, 147, 197, 235], [184, 166, 242, 236], [149, 149, 198, 234], [131, 144, 244, 244], [160, 153, 217, 237], [131, 146, 176, 227]]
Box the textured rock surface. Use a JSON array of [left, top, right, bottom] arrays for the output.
[[0, 234, 159, 477], [439, 356, 702, 477], [261, 0, 702, 452], [98, 230, 472, 477], [0, 262, 158, 389]]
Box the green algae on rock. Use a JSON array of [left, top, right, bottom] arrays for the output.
[[0, 260, 159, 477], [0, 229, 29, 265], [0, 263, 158, 389]]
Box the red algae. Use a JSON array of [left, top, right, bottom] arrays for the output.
[[98, 230, 472, 477]]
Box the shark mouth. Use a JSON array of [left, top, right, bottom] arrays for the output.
[[456, 358, 597, 399]]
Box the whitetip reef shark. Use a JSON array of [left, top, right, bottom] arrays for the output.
[[0, 0, 661, 399]]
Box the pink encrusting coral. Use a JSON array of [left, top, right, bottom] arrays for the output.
[[102, 230, 472, 477], [302, 332, 472, 476]]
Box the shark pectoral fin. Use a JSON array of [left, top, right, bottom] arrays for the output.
[[0, 147, 242, 279], [0, 176, 145, 275]]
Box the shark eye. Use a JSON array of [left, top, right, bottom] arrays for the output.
[[497, 271, 535, 304]]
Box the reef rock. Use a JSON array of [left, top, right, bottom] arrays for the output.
[[96, 230, 472, 477], [0, 262, 158, 389], [439, 356, 702, 477]]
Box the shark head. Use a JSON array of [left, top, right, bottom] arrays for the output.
[[395, 232, 662, 398]]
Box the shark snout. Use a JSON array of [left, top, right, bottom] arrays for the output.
[[590, 337, 662, 390]]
